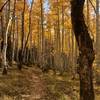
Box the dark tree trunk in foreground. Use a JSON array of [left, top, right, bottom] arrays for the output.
[[71, 0, 95, 100]]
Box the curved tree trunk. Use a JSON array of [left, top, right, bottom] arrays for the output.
[[2, 16, 12, 75], [71, 0, 95, 100]]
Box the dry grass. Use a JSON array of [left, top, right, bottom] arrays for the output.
[[0, 65, 99, 100]]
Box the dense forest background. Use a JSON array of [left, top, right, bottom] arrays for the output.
[[0, 0, 100, 100]]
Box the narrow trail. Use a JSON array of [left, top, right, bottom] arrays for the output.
[[0, 65, 73, 100], [0, 65, 100, 100], [0, 65, 49, 100], [27, 67, 49, 100]]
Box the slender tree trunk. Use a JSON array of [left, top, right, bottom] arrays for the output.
[[15, 17, 19, 62], [0, 15, 4, 52], [40, 0, 45, 67], [40, 0, 44, 53], [61, 3, 64, 52], [57, 0, 60, 52], [68, 29, 71, 61], [18, 0, 25, 69], [12, 0, 16, 64], [96, 0, 100, 65], [29, 0, 33, 63], [87, 0, 90, 27], [37, 19, 41, 66], [21, 0, 25, 63], [54, 23, 57, 52], [6, 0, 10, 28], [71, 0, 95, 100], [22, 1, 34, 57], [71, 29, 74, 66], [2, 16, 12, 75]]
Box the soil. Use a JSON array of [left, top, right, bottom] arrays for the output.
[[0, 64, 99, 100]]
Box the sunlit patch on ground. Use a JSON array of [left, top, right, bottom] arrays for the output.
[[0, 65, 99, 100]]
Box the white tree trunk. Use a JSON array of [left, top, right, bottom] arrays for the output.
[[2, 16, 12, 74]]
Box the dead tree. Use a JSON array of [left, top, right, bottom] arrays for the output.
[[71, 0, 95, 100]]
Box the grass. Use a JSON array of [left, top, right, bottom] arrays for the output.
[[0, 64, 99, 100]]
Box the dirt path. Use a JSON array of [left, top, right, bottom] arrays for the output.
[[0, 65, 74, 100], [0, 65, 99, 100], [0, 65, 49, 100], [26, 67, 49, 100]]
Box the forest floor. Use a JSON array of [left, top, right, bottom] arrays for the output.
[[0, 64, 100, 100]]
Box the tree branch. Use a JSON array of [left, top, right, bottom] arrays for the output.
[[89, 0, 96, 14], [0, 0, 9, 12]]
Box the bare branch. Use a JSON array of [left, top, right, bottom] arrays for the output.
[[0, 0, 10, 12], [89, 0, 96, 14]]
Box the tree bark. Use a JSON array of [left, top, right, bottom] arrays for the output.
[[61, 2, 64, 52], [21, 0, 25, 62], [12, 0, 16, 64], [57, 0, 60, 52], [29, 0, 33, 63], [40, 0, 44, 53], [18, 0, 25, 70], [96, 0, 100, 65], [2, 16, 12, 75], [15, 17, 19, 62], [0, 0, 9, 12], [71, 0, 95, 100]]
